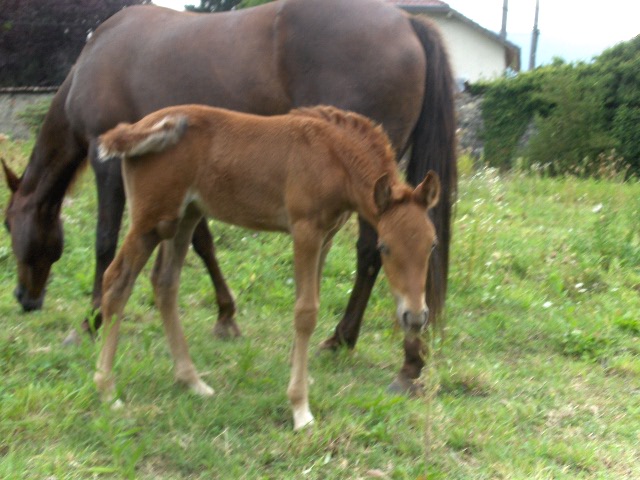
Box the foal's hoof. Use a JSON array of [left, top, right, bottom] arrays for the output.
[[212, 319, 242, 339], [188, 379, 215, 397], [292, 409, 315, 431], [61, 329, 82, 347], [387, 377, 423, 397]]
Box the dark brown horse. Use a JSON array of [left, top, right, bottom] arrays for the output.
[[2, 0, 456, 392], [95, 104, 441, 429]]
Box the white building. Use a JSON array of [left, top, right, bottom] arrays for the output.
[[387, 0, 521, 84]]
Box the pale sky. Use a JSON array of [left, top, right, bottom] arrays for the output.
[[447, 0, 639, 67], [153, 0, 640, 68]]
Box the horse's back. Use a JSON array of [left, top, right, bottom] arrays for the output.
[[66, 3, 287, 136], [65, 0, 426, 151], [277, 0, 426, 148]]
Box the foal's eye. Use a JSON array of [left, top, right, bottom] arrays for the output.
[[377, 242, 390, 255]]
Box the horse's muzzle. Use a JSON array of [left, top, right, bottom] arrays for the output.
[[15, 284, 44, 312]]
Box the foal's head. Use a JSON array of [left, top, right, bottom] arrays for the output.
[[373, 171, 440, 334]]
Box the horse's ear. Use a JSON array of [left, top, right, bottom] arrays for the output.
[[2, 159, 21, 193], [373, 173, 392, 215], [414, 170, 440, 210]]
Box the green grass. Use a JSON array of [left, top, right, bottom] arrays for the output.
[[1, 138, 639, 478]]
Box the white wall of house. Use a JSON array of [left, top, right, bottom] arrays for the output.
[[427, 13, 508, 83]]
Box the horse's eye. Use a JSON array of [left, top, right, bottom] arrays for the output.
[[377, 242, 390, 255]]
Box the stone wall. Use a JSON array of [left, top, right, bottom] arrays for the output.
[[0, 89, 55, 140], [455, 91, 484, 159], [0, 89, 487, 155]]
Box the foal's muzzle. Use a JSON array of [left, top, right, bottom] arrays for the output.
[[15, 284, 45, 312], [400, 309, 428, 333]]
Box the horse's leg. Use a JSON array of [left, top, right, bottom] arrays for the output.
[[151, 212, 214, 396], [319, 197, 425, 396], [90, 153, 126, 326], [321, 215, 426, 394], [388, 336, 425, 395], [288, 221, 323, 430], [190, 219, 240, 339], [316, 215, 348, 294], [63, 149, 125, 346], [319, 216, 380, 350], [94, 229, 158, 404]]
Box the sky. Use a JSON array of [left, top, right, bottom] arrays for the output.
[[446, 0, 639, 68], [152, 0, 640, 69]]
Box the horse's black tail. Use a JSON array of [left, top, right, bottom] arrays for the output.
[[406, 16, 457, 329]]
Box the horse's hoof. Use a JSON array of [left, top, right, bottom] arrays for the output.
[[61, 329, 82, 347], [212, 319, 242, 339], [387, 377, 423, 397], [318, 335, 341, 351]]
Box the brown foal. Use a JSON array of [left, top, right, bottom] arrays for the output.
[[96, 105, 440, 430]]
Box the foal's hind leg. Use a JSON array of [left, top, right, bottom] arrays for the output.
[[191, 220, 240, 339], [151, 212, 214, 397], [94, 230, 158, 404]]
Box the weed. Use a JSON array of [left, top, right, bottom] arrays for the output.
[[559, 329, 615, 361], [614, 315, 640, 335]]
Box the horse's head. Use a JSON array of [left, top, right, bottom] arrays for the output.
[[2, 160, 63, 311], [374, 170, 440, 335]]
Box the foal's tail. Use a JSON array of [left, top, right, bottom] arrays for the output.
[[406, 16, 457, 329], [98, 114, 189, 161]]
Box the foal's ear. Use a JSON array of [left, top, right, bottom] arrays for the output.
[[1, 159, 21, 193], [413, 170, 440, 210], [373, 173, 393, 214]]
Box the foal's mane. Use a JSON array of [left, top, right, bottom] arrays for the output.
[[291, 106, 396, 171]]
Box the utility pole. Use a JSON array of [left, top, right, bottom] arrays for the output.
[[529, 0, 540, 70], [500, 0, 508, 40]]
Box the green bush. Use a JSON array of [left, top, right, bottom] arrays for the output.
[[470, 71, 545, 169], [525, 65, 618, 176], [475, 35, 640, 177]]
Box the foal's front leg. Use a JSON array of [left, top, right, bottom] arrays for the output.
[[151, 213, 214, 397], [288, 221, 323, 430], [94, 230, 158, 404]]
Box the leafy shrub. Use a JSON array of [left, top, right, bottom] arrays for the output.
[[524, 65, 618, 176], [475, 35, 640, 177], [470, 71, 547, 170]]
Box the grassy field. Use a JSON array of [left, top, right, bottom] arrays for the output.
[[1, 137, 639, 479]]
